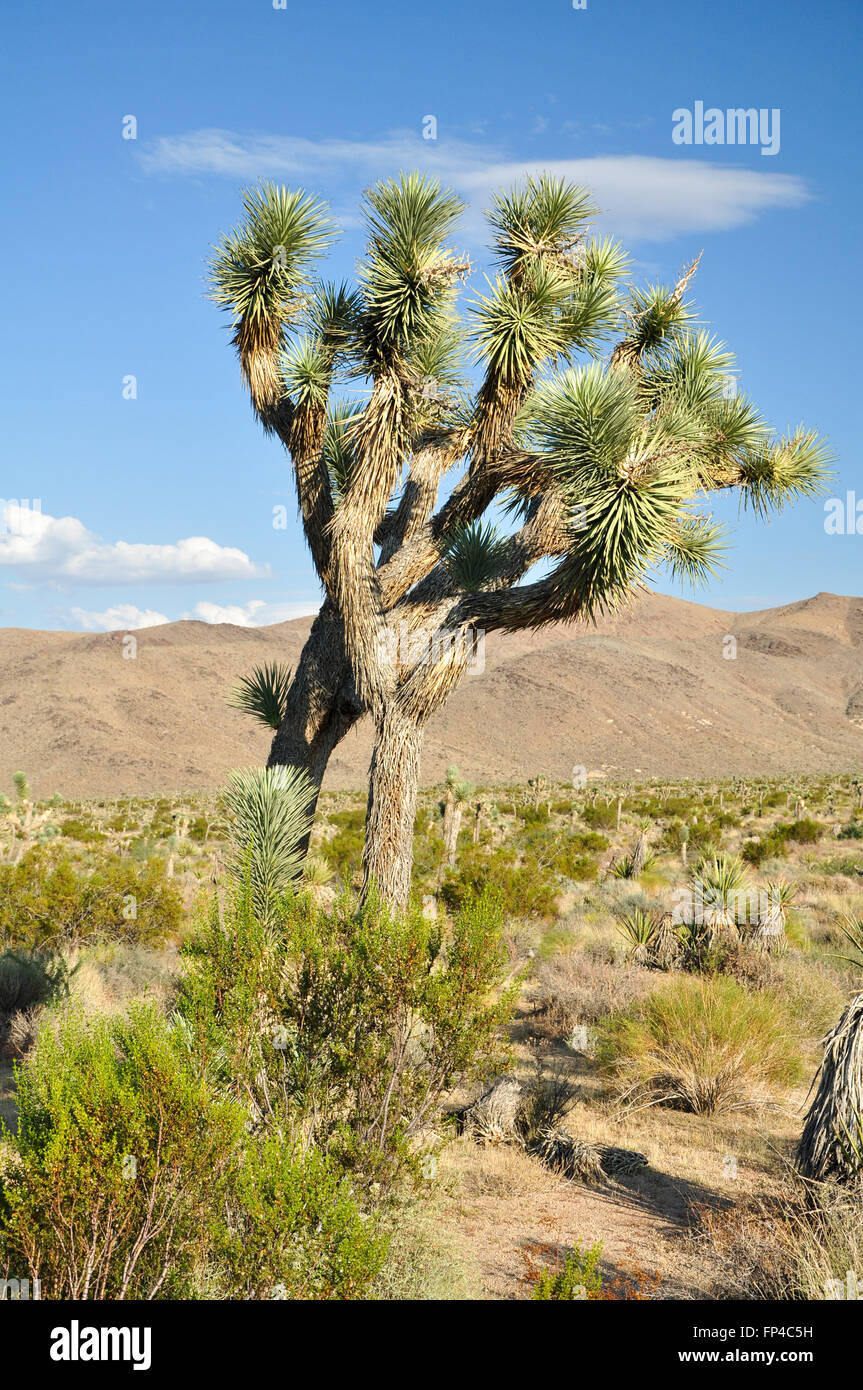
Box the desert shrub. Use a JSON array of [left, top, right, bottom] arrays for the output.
[[531, 948, 653, 1039], [188, 816, 210, 842], [517, 1064, 578, 1137], [773, 956, 847, 1042], [410, 821, 446, 885], [687, 820, 723, 854], [0, 849, 182, 949], [839, 822, 863, 841], [552, 832, 607, 881], [0, 1005, 243, 1298], [60, 818, 105, 844], [597, 976, 803, 1115], [325, 808, 366, 880], [813, 855, 863, 879], [696, 1189, 863, 1301], [762, 790, 786, 809], [531, 1241, 603, 1300], [518, 805, 549, 825], [581, 804, 616, 831], [742, 831, 789, 866], [785, 818, 824, 844], [178, 884, 515, 1186], [217, 1133, 387, 1299], [440, 846, 558, 917], [0, 950, 71, 1018], [369, 1203, 475, 1300]]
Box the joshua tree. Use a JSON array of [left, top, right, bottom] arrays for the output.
[[212, 172, 831, 908], [0, 773, 62, 865], [442, 767, 474, 867], [528, 775, 547, 812]]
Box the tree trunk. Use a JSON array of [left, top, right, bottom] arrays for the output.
[[447, 805, 464, 867], [362, 707, 424, 909], [267, 600, 364, 858]]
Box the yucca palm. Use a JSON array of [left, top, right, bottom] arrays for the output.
[[211, 172, 832, 907]]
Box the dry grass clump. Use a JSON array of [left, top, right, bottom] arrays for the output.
[[598, 975, 803, 1116], [695, 1187, 863, 1300], [531, 944, 654, 1040], [447, 1139, 547, 1200], [65, 943, 180, 1016], [369, 1197, 478, 1300], [693, 1193, 800, 1299], [773, 954, 847, 1044]]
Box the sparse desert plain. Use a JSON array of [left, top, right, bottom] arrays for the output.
[[1, 632, 862, 1297]]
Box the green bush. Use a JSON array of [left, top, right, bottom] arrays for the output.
[[784, 818, 824, 844], [581, 804, 616, 831], [0, 848, 183, 949], [178, 884, 515, 1186], [325, 808, 366, 880], [218, 1134, 387, 1299], [742, 831, 789, 866], [531, 1241, 603, 1300], [440, 846, 558, 917], [0, 1006, 243, 1299], [0, 949, 72, 1017], [60, 818, 105, 844]]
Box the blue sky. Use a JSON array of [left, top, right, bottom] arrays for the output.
[[1, 0, 860, 631]]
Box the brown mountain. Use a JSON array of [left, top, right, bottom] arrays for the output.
[[1, 591, 861, 799]]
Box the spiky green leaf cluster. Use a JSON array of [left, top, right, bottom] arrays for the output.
[[357, 173, 467, 360], [228, 662, 293, 731], [443, 520, 509, 591], [323, 401, 364, 502], [209, 183, 335, 328], [472, 177, 626, 383], [221, 764, 315, 921]]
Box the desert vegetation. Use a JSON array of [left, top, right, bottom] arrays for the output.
[[2, 768, 863, 1299]]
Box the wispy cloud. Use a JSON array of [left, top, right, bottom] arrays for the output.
[[140, 128, 811, 242], [0, 504, 266, 586]]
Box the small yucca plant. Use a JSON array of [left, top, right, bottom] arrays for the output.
[[302, 854, 333, 886], [616, 907, 657, 962], [221, 765, 315, 922]]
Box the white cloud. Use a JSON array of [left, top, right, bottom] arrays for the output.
[[140, 128, 810, 242], [0, 502, 266, 585], [70, 604, 171, 631], [66, 597, 320, 632], [185, 599, 319, 626]]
